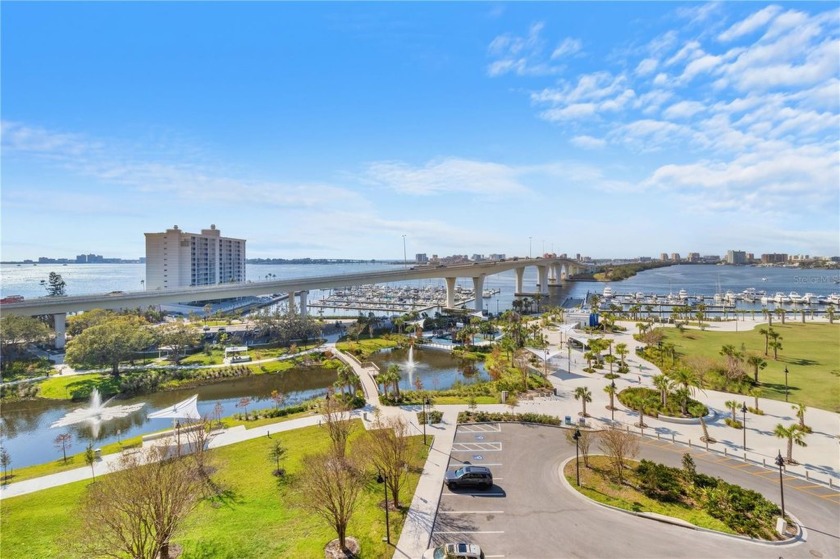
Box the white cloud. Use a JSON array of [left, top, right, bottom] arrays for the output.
[[539, 103, 597, 121], [635, 57, 659, 76], [486, 21, 567, 77], [362, 157, 530, 196], [663, 100, 706, 120], [570, 135, 607, 149], [718, 5, 783, 42], [551, 37, 582, 59]]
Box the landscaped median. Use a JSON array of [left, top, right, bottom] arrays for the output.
[[1, 421, 430, 559], [562, 454, 796, 542]]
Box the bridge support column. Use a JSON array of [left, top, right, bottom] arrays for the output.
[[548, 264, 559, 286], [299, 291, 308, 316], [472, 276, 484, 312], [444, 277, 457, 308], [514, 267, 525, 294], [54, 313, 67, 349], [537, 266, 549, 295], [287, 291, 296, 315]]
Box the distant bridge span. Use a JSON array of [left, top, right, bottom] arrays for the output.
[[1, 257, 588, 348]]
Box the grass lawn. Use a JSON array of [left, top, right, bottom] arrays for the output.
[[37, 373, 120, 400], [336, 338, 399, 359], [1, 422, 429, 559], [662, 323, 840, 411], [564, 456, 733, 534]]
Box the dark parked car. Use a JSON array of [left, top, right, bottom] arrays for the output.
[[444, 465, 493, 490]]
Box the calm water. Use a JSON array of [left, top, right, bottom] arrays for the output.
[[1, 367, 337, 469], [367, 346, 489, 392]]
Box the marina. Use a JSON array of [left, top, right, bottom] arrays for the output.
[[307, 283, 480, 313]]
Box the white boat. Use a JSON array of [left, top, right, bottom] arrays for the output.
[[761, 295, 771, 305], [741, 288, 757, 302], [801, 293, 818, 305], [827, 294, 840, 305], [773, 292, 791, 304], [713, 292, 725, 304], [788, 292, 802, 304], [602, 286, 614, 299], [725, 291, 738, 304], [678, 289, 688, 300], [635, 292, 645, 301]]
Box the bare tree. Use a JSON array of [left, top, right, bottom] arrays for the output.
[[299, 451, 364, 554], [54, 433, 72, 464], [565, 429, 594, 467], [319, 392, 354, 459], [0, 446, 10, 482], [359, 415, 410, 508], [598, 428, 639, 484], [75, 446, 205, 559], [183, 418, 217, 494], [84, 443, 96, 481]]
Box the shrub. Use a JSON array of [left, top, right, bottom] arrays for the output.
[[636, 460, 684, 503], [417, 410, 443, 425]]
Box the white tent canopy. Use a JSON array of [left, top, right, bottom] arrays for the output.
[[525, 347, 566, 361], [147, 395, 201, 421]]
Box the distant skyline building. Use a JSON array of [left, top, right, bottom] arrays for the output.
[[761, 253, 788, 264], [660, 253, 669, 261], [670, 253, 681, 262], [725, 250, 748, 265], [415, 253, 428, 263], [144, 224, 246, 290]]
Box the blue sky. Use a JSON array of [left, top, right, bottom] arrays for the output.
[[2, 1, 838, 261]]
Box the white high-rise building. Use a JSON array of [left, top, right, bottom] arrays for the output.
[[144, 224, 246, 290]]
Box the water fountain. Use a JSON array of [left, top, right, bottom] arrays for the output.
[[50, 388, 146, 438]]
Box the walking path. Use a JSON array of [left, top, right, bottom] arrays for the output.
[[2, 316, 837, 559]]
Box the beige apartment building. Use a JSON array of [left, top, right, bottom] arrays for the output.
[[144, 224, 246, 290]]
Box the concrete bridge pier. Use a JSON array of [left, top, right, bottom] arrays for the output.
[[287, 291, 296, 314], [514, 267, 525, 294], [472, 275, 484, 312], [444, 277, 457, 308], [299, 290, 308, 316], [54, 312, 67, 349], [537, 265, 549, 295]]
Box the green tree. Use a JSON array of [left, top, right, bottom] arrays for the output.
[[725, 400, 739, 423], [46, 272, 66, 297], [746, 354, 767, 383], [757, 327, 770, 356], [84, 443, 96, 481], [0, 315, 50, 361], [0, 446, 11, 481], [615, 343, 628, 367], [156, 322, 201, 365], [792, 403, 809, 432], [65, 316, 154, 377], [268, 440, 286, 476], [380, 364, 402, 399], [768, 331, 783, 360], [827, 305, 835, 324], [749, 387, 763, 413], [652, 374, 672, 407], [604, 382, 617, 412], [574, 386, 592, 417], [774, 423, 807, 464]]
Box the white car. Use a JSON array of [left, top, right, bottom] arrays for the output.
[[422, 542, 485, 559]]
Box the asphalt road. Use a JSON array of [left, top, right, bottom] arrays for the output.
[[431, 423, 840, 559]]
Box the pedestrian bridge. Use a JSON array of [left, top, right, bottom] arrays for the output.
[[1, 257, 588, 348]]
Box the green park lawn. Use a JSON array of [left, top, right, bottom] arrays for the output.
[[38, 373, 120, 400], [661, 323, 839, 411], [1, 422, 428, 559]]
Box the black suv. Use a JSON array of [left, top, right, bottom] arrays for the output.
[[444, 466, 493, 490]]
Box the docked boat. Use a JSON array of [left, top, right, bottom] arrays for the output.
[[773, 292, 791, 304], [678, 289, 689, 300], [801, 293, 819, 305], [788, 292, 802, 304], [725, 291, 738, 304], [602, 286, 614, 299]]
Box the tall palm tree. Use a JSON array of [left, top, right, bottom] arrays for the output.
[[604, 382, 617, 411], [758, 327, 770, 356], [746, 354, 767, 383], [615, 343, 628, 367], [827, 305, 836, 324], [768, 334, 783, 361], [749, 387, 762, 413], [384, 364, 402, 399], [774, 423, 807, 464], [574, 386, 592, 417], [792, 403, 808, 431], [335, 364, 353, 396], [725, 400, 738, 423], [652, 374, 672, 407]]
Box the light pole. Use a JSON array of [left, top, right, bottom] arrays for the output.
[[423, 398, 429, 446], [529, 236, 532, 259], [377, 470, 391, 543], [402, 234, 407, 269], [741, 402, 748, 450], [784, 366, 789, 402], [610, 380, 616, 422], [572, 428, 581, 486], [775, 451, 786, 520], [544, 348, 548, 378]]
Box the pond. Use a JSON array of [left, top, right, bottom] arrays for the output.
[[0, 367, 337, 469], [366, 346, 490, 392]]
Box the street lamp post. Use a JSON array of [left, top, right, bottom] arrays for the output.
[[423, 398, 429, 446], [544, 348, 548, 378], [784, 366, 789, 402], [402, 235, 407, 269], [529, 236, 532, 259], [741, 402, 748, 450], [572, 427, 581, 486], [610, 380, 616, 422], [377, 470, 391, 543], [775, 451, 786, 520]]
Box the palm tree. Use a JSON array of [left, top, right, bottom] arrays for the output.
[[604, 354, 616, 375], [604, 382, 617, 411], [768, 334, 783, 361], [774, 423, 807, 464], [719, 344, 743, 377], [827, 305, 835, 324], [574, 386, 592, 417], [746, 354, 767, 383], [335, 364, 353, 396], [725, 400, 738, 423], [775, 307, 786, 324], [749, 387, 762, 413], [382, 364, 402, 399], [792, 403, 808, 431], [615, 343, 628, 367], [652, 374, 672, 407], [670, 368, 699, 416], [758, 327, 770, 356]]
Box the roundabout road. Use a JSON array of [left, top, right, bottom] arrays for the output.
[[431, 423, 839, 559]]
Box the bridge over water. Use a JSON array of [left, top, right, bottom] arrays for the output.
[[1, 257, 588, 348]]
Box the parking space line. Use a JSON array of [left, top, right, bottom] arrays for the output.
[[438, 510, 505, 514], [452, 442, 503, 452], [458, 424, 501, 433], [433, 531, 505, 535]]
